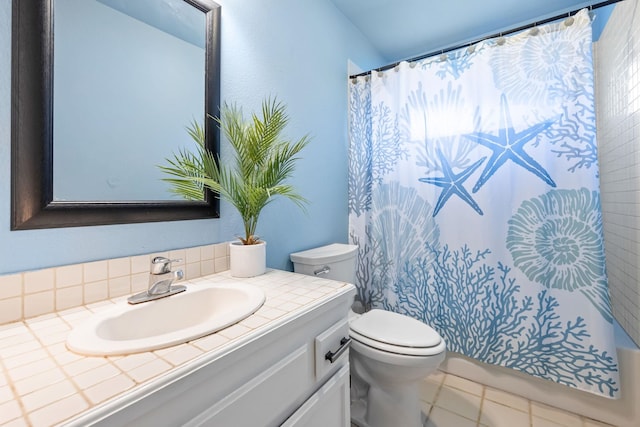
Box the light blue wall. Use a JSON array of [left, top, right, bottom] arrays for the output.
[[592, 4, 615, 41], [0, 0, 384, 275]]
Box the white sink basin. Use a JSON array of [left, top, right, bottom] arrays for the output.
[[66, 282, 265, 356]]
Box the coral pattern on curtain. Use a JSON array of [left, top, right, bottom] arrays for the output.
[[347, 10, 619, 398]]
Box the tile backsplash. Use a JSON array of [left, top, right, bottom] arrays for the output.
[[0, 243, 230, 325]]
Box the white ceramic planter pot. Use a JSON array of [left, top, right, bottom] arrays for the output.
[[229, 241, 267, 278]]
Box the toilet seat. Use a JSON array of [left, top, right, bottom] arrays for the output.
[[349, 309, 444, 356]]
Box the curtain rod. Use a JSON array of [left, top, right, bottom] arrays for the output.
[[349, 0, 624, 79]]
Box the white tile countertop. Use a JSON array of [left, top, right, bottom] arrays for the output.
[[0, 270, 354, 427]]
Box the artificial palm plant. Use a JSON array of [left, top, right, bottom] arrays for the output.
[[160, 97, 310, 245]]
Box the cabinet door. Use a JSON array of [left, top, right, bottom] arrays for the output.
[[184, 345, 312, 427], [281, 364, 350, 427]]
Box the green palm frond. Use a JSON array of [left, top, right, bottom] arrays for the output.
[[160, 97, 310, 245]]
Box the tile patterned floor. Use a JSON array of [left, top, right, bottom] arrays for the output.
[[354, 370, 616, 427], [422, 371, 616, 427]]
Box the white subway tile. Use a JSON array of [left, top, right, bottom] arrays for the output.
[[185, 247, 201, 263], [126, 358, 172, 383], [83, 374, 135, 405], [24, 269, 54, 294], [597, 0, 640, 346], [27, 394, 88, 427], [83, 260, 108, 283], [0, 298, 22, 324], [21, 379, 76, 412], [14, 368, 66, 396], [23, 292, 54, 318], [201, 244, 215, 260], [55, 265, 82, 289], [185, 262, 201, 280], [0, 400, 23, 424], [84, 280, 109, 304], [131, 272, 148, 293], [72, 363, 120, 389], [168, 250, 186, 266], [201, 259, 215, 276], [214, 256, 228, 273], [131, 255, 149, 274], [214, 242, 228, 258], [56, 286, 83, 311], [108, 276, 131, 299], [108, 258, 130, 278], [0, 274, 22, 299]]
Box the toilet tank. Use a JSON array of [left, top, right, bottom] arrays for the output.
[[290, 243, 358, 284]]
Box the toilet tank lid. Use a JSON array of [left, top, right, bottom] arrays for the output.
[[290, 243, 358, 265]]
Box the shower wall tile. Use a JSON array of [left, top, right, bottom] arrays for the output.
[[596, 0, 640, 346], [0, 242, 231, 326]]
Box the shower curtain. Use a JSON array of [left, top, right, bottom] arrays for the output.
[[348, 9, 619, 398]]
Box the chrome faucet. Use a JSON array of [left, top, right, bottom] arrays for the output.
[[127, 256, 186, 304]]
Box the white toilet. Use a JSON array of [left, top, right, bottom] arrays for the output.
[[290, 243, 446, 427]]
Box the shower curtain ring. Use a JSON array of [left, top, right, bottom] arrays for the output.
[[565, 14, 575, 26]]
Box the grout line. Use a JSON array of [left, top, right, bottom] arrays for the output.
[[0, 347, 29, 425], [429, 372, 445, 413], [25, 313, 93, 419], [477, 385, 486, 426]]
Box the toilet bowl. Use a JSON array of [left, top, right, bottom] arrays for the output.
[[290, 243, 446, 427], [349, 309, 446, 427]]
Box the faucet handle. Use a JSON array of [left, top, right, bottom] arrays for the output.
[[150, 256, 182, 274]]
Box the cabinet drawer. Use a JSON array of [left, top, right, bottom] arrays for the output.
[[185, 345, 311, 427], [315, 319, 350, 379]]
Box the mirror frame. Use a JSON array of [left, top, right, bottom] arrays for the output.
[[11, 0, 221, 230]]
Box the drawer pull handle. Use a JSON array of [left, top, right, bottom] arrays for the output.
[[325, 337, 351, 363]]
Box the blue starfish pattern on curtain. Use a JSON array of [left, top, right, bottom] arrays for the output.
[[464, 94, 557, 193], [418, 150, 485, 216]]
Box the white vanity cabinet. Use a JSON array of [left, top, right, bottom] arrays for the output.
[[67, 284, 355, 427], [281, 364, 350, 427]]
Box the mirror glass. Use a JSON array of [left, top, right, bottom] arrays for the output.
[[53, 0, 205, 201], [11, 0, 220, 229]]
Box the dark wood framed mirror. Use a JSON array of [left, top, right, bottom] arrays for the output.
[[11, 0, 220, 230]]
